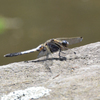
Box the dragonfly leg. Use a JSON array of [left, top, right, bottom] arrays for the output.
[[59, 49, 66, 60], [59, 48, 61, 58]]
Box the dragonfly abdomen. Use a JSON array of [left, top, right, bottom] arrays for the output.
[[4, 52, 22, 57]]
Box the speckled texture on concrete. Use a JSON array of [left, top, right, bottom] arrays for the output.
[[0, 42, 100, 100]]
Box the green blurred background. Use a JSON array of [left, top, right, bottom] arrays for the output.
[[0, 0, 100, 65]]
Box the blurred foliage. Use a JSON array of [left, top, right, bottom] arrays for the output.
[[0, 16, 5, 34], [0, 16, 22, 34]]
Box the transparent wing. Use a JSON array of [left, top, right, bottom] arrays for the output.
[[56, 37, 83, 45], [38, 46, 51, 58], [38, 50, 47, 58]]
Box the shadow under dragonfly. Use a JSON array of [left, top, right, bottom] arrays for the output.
[[25, 56, 66, 63], [24, 56, 66, 73]]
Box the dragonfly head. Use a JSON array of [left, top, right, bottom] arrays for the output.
[[62, 40, 69, 47]]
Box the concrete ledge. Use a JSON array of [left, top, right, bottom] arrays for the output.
[[0, 42, 100, 100]]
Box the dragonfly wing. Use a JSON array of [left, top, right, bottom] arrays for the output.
[[38, 50, 48, 58], [56, 37, 83, 45], [37, 46, 51, 58]]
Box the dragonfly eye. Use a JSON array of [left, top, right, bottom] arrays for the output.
[[62, 40, 69, 47]]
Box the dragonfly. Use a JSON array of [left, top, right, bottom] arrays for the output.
[[4, 37, 83, 59]]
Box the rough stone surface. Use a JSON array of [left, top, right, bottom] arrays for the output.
[[0, 42, 100, 100]]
